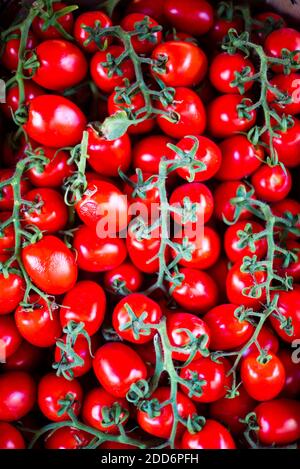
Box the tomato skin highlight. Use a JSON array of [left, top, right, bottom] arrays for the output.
[[0, 315, 22, 358], [209, 53, 255, 94], [181, 419, 236, 449], [163, 0, 214, 36], [0, 272, 25, 315], [0, 422, 25, 449], [0, 371, 36, 421]]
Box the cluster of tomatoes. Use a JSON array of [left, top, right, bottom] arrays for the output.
[[0, 0, 300, 451]]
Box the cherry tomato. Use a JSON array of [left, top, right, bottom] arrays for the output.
[[0, 271, 25, 315], [226, 261, 267, 308], [268, 73, 300, 116], [243, 326, 279, 359], [207, 257, 229, 303], [264, 28, 300, 72], [209, 16, 243, 44], [73, 225, 127, 272], [74, 11, 112, 53], [163, 0, 214, 36], [224, 220, 267, 263], [170, 267, 219, 314], [82, 387, 129, 434], [32, 2, 74, 39], [27, 146, 75, 187], [251, 164, 292, 202], [213, 181, 254, 223], [126, 0, 165, 23], [44, 427, 91, 450], [156, 87, 206, 138], [103, 261, 144, 294], [166, 311, 211, 361], [170, 182, 214, 226], [207, 94, 256, 138], [279, 348, 300, 398], [181, 419, 236, 449], [252, 12, 286, 44], [22, 235, 78, 295], [1, 32, 37, 71], [151, 41, 207, 87], [262, 118, 300, 168], [0, 315, 22, 358], [0, 168, 30, 210], [137, 387, 196, 438], [38, 373, 83, 422], [0, 422, 25, 449], [93, 342, 147, 397], [24, 95, 87, 148], [132, 134, 174, 175], [121, 13, 162, 54], [272, 198, 300, 240], [0, 371, 36, 421], [123, 173, 160, 220], [209, 53, 255, 94], [274, 240, 300, 282], [3, 340, 43, 372], [54, 335, 97, 378], [0, 212, 15, 255], [270, 289, 300, 343], [3, 81, 44, 119]]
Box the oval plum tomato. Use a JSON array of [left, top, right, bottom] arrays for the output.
[[108, 90, 155, 135], [38, 373, 83, 422], [23, 95, 87, 147], [172, 226, 221, 270], [166, 312, 211, 361], [137, 387, 196, 439], [44, 427, 91, 450], [181, 419, 236, 449], [272, 198, 300, 240], [0, 315, 22, 358], [126, 0, 165, 22], [82, 388, 129, 433], [243, 326, 279, 359], [269, 289, 300, 343], [0, 422, 25, 449], [90, 45, 135, 94], [0, 271, 25, 315], [170, 267, 218, 314], [132, 134, 174, 174], [3, 81, 44, 119], [75, 179, 128, 235], [54, 335, 98, 378], [204, 304, 254, 350], [241, 353, 285, 401], [0, 212, 15, 255], [60, 280, 106, 336], [251, 164, 292, 202], [0, 168, 30, 210], [254, 399, 300, 445], [264, 28, 300, 72], [32, 2, 74, 39], [273, 240, 300, 282], [224, 220, 267, 263], [213, 181, 254, 223], [31, 40, 87, 91], [120, 13, 162, 54], [262, 118, 300, 168], [207, 94, 256, 139], [217, 136, 264, 181], [22, 235, 77, 295], [1, 32, 37, 71], [15, 295, 62, 348], [93, 342, 147, 397], [151, 41, 207, 87], [112, 294, 162, 344], [226, 261, 267, 308], [267, 73, 300, 116], [27, 146, 75, 187], [279, 349, 300, 398], [209, 17, 243, 44], [156, 87, 206, 138], [3, 341, 43, 372], [209, 53, 255, 94], [21, 188, 68, 233], [164, 0, 213, 36], [0, 371, 36, 421], [210, 386, 256, 436], [73, 224, 127, 272], [170, 182, 214, 226], [175, 135, 222, 182], [74, 11, 112, 53], [103, 261, 144, 294], [180, 357, 232, 403]]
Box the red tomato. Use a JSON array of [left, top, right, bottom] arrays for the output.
[[1, 32, 37, 70], [224, 220, 267, 263], [3, 81, 44, 118], [279, 349, 300, 398], [267, 73, 300, 116], [0, 422, 25, 449], [73, 225, 127, 272], [243, 326, 279, 359], [132, 134, 174, 175], [252, 12, 286, 44], [207, 257, 229, 302], [151, 41, 207, 87], [170, 267, 219, 314], [217, 136, 264, 181], [209, 53, 255, 94], [54, 335, 97, 378], [262, 118, 300, 168], [0, 168, 30, 210], [226, 261, 267, 308], [22, 235, 78, 295], [3, 341, 43, 372], [0, 212, 14, 255], [121, 13, 162, 54], [126, 0, 165, 22], [15, 295, 62, 348], [27, 146, 75, 187], [21, 188, 68, 233], [82, 387, 129, 433], [32, 2, 74, 39], [207, 94, 257, 138], [181, 419, 236, 449], [204, 304, 254, 350], [45, 427, 91, 449], [166, 311, 211, 361], [241, 353, 285, 401], [113, 294, 162, 344], [213, 181, 254, 223], [0, 271, 25, 315], [170, 182, 214, 226], [103, 261, 143, 294], [0, 315, 22, 358], [180, 357, 232, 403], [264, 28, 300, 72], [0, 371, 36, 421], [274, 240, 300, 282], [123, 173, 160, 220], [163, 0, 214, 36], [254, 399, 300, 445], [272, 198, 300, 240], [24, 95, 87, 147], [137, 387, 196, 438], [74, 11, 112, 53], [156, 87, 206, 138], [209, 17, 243, 43], [270, 289, 300, 343], [38, 373, 83, 422], [175, 135, 222, 182], [93, 342, 147, 397], [251, 164, 292, 202]]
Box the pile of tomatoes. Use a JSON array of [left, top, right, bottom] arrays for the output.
[[0, 0, 300, 451]]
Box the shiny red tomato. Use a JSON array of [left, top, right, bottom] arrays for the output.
[[74, 10, 112, 53], [0, 315, 22, 358], [170, 182, 214, 226], [103, 261, 143, 294], [224, 220, 267, 263], [264, 28, 300, 72], [0, 371, 36, 421], [132, 134, 174, 174], [268, 73, 300, 116], [123, 173, 160, 220], [27, 146, 75, 187], [3, 81, 44, 118], [32, 2, 74, 39], [262, 118, 300, 168], [0, 422, 25, 449], [0, 271, 25, 315], [243, 326, 279, 359], [209, 17, 243, 43], [252, 12, 286, 44], [272, 198, 300, 240], [209, 53, 255, 93], [126, 0, 165, 22], [226, 261, 267, 308], [121, 13, 162, 54], [163, 0, 214, 36], [279, 349, 300, 398], [1, 32, 37, 70], [270, 289, 300, 343], [213, 181, 254, 223], [3, 340, 43, 372], [251, 164, 292, 202], [181, 419, 236, 449], [273, 240, 300, 282], [54, 335, 97, 378], [0, 212, 14, 255], [217, 136, 263, 180], [0, 168, 30, 210], [44, 427, 91, 450]]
